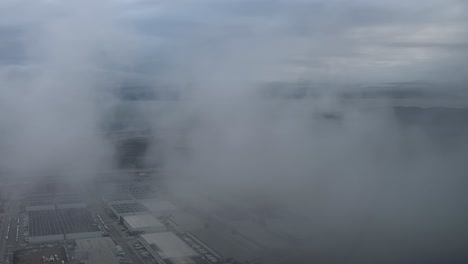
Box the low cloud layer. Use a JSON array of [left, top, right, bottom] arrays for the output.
[[1, 0, 468, 263]]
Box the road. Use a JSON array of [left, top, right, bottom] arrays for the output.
[[91, 201, 147, 264], [0, 199, 23, 264], [0, 205, 10, 257]]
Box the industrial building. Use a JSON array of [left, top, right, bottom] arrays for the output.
[[108, 201, 150, 220], [24, 195, 58, 211], [28, 208, 100, 243], [101, 184, 135, 205], [123, 214, 166, 234], [140, 232, 207, 264], [75, 237, 120, 264], [101, 192, 134, 205], [24, 193, 86, 211], [25, 204, 56, 212]]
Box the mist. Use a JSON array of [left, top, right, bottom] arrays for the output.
[[1, 0, 468, 263]]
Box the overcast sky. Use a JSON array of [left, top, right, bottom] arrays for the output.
[[1, 2, 468, 263], [0, 0, 467, 85]]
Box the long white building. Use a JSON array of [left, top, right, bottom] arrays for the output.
[[140, 232, 204, 264], [123, 214, 166, 234]]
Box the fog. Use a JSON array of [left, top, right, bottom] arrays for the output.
[[1, 0, 468, 263]]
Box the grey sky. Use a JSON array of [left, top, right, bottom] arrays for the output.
[[0, 0, 467, 84], [123, 0, 468, 83], [1, 2, 468, 263]]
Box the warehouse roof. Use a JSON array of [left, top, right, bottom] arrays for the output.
[[29, 208, 99, 237], [141, 232, 198, 259], [123, 214, 164, 229], [24, 193, 85, 206], [110, 202, 149, 214]]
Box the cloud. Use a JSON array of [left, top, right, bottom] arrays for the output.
[[0, 1, 467, 263], [114, 0, 467, 84], [0, 0, 143, 181], [2, 0, 466, 83]]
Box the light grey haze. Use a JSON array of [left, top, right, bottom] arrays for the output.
[[0, 0, 468, 263]]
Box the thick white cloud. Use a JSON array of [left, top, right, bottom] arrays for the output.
[[1, 0, 466, 83], [0, 1, 467, 263]]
